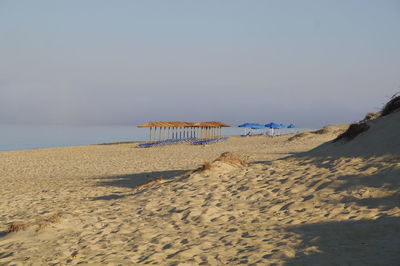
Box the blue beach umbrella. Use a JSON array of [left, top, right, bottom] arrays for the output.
[[265, 122, 282, 135], [238, 123, 257, 135], [250, 124, 266, 130], [287, 124, 296, 128], [239, 123, 265, 135], [265, 122, 281, 129], [251, 124, 266, 135], [238, 123, 255, 128]]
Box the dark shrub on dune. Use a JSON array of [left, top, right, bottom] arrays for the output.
[[313, 127, 331, 135], [333, 123, 370, 142], [381, 93, 400, 117], [287, 132, 310, 142], [363, 112, 380, 121]]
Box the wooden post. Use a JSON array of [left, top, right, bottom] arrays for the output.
[[149, 127, 152, 142], [168, 127, 170, 139]]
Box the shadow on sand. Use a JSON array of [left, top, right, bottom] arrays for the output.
[[283, 216, 400, 265], [91, 169, 188, 201], [280, 151, 400, 265]]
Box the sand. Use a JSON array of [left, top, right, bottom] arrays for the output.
[[0, 118, 399, 265]]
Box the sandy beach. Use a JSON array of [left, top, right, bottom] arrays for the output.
[[1, 115, 399, 265]]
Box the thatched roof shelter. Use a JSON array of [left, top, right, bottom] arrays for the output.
[[137, 121, 230, 128], [137, 121, 230, 142]]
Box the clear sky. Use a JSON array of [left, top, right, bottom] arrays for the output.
[[1, 0, 399, 127]]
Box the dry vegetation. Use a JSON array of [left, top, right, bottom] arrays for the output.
[[213, 152, 247, 167], [7, 223, 29, 233], [363, 112, 380, 121], [333, 94, 400, 143], [334, 122, 370, 142], [287, 132, 311, 142], [199, 161, 213, 172], [195, 152, 246, 173], [7, 212, 65, 233], [381, 93, 400, 117], [133, 177, 166, 192], [288, 125, 346, 142]]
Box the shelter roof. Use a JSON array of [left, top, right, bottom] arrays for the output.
[[137, 121, 230, 128]]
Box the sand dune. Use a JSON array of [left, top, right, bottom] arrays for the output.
[[1, 113, 399, 265], [310, 110, 400, 157]]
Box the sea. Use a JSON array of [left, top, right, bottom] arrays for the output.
[[0, 124, 303, 152]]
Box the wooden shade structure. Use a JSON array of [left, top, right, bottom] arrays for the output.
[[137, 121, 230, 142]]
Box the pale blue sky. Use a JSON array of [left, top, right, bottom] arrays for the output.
[[1, 0, 399, 127]]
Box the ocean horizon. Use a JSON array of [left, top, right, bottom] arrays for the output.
[[0, 124, 307, 152]]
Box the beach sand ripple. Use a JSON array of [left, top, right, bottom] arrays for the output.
[[1, 121, 399, 265]]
